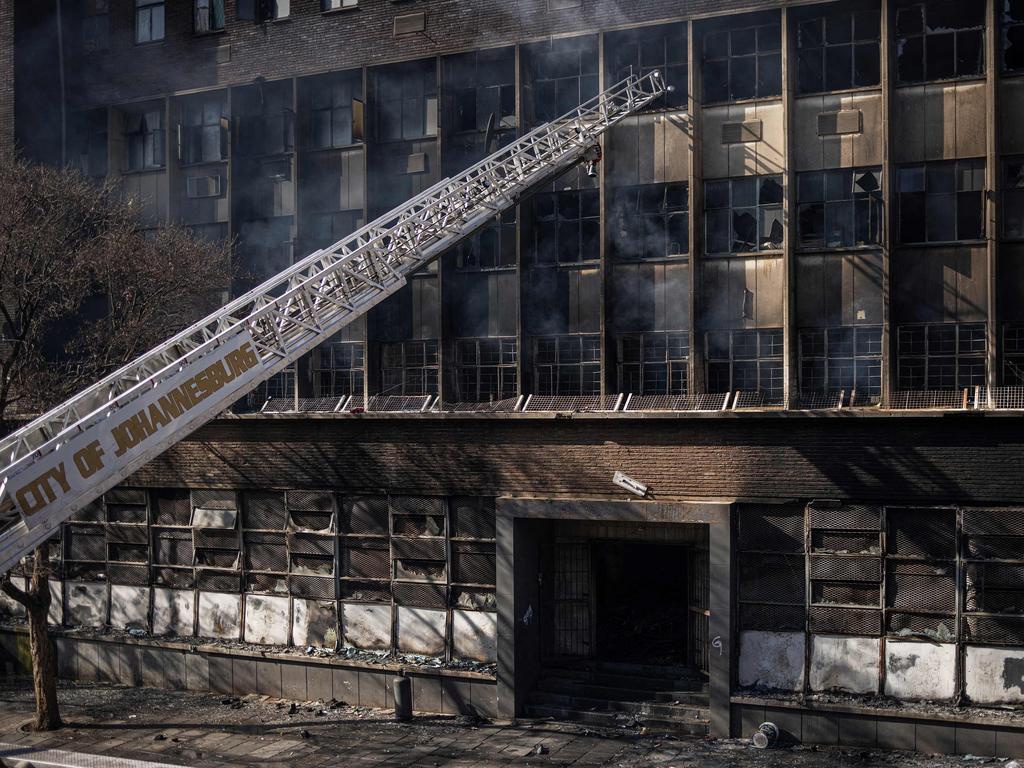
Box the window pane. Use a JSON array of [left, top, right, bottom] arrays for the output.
[[925, 193, 956, 241], [853, 42, 881, 86], [825, 45, 853, 91], [926, 32, 956, 81], [730, 56, 756, 100]]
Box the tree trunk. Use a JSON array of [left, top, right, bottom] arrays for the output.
[[2, 542, 62, 730]]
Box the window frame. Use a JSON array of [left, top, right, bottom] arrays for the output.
[[194, 0, 226, 34], [123, 107, 166, 172], [615, 331, 690, 395], [896, 322, 987, 391], [135, 0, 165, 44], [529, 186, 601, 266], [608, 182, 689, 261], [796, 166, 884, 250], [705, 328, 785, 402], [453, 337, 519, 402], [379, 340, 440, 396], [532, 334, 601, 396], [896, 158, 985, 245], [604, 23, 688, 110], [894, 1, 985, 85], [795, 6, 881, 95], [704, 175, 784, 256], [179, 96, 230, 166], [702, 20, 782, 104], [798, 325, 883, 400], [82, 0, 110, 53], [313, 341, 365, 397]]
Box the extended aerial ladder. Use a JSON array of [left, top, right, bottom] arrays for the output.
[[0, 71, 668, 575]]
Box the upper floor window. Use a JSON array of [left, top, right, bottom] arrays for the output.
[[380, 340, 439, 396], [533, 334, 601, 396], [605, 24, 688, 109], [455, 210, 516, 271], [706, 328, 785, 403], [897, 159, 984, 244], [616, 331, 689, 395], [1005, 1, 1024, 72], [1002, 323, 1024, 384], [1003, 157, 1024, 240], [796, 7, 880, 94], [895, 1, 984, 84], [799, 326, 883, 398], [195, 0, 225, 33], [705, 175, 783, 255], [306, 74, 361, 149], [524, 39, 599, 127], [529, 187, 600, 265], [797, 167, 883, 249], [373, 64, 437, 142], [124, 108, 165, 171], [897, 322, 986, 390], [82, 0, 110, 52], [313, 341, 364, 397], [322, 0, 356, 9], [135, 0, 165, 44], [179, 97, 229, 165], [454, 338, 518, 402], [703, 21, 781, 103], [609, 182, 688, 260]]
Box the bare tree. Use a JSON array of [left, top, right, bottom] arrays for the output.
[[0, 156, 232, 731]]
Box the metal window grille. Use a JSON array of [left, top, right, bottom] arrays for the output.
[[706, 328, 785, 403], [616, 331, 689, 395], [453, 337, 518, 402], [380, 340, 439, 396], [704, 175, 784, 255], [533, 334, 601, 396]]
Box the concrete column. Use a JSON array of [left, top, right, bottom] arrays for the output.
[[708, 507, 733, 738]]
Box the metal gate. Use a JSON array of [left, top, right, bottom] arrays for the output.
[[543, 542, 593, 658], [688, 547, 710, 675]]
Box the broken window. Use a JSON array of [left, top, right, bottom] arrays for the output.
[[373, 60, 437, 142], [235, 80, 294, 157], [1003, 157, 1024, 240], [799, 326, 883, 399], [123, 107, 165, 171], [82, 0, 110, 52], [796, 6, 880, 93], [605, 23, 688, 109], [702, 19, 781, 103], [529, 187, 600, 265], [524, 37, 599, 129], [895, 1, 984, 84], [706, 328, 784, 402], [304, 70, 362, 149], [455, 210, 516, 271], [194, 0, 225, 33], [454, 337, 518, 402], [1005, 1, 1024, 71], [135, 0, 164, 43], [897, 322, 987, 390], [313, 341, 364, 397], [616, 331, 689, 395], [191, 490, 241, 592], [443, 47, 516, 152], [178, 95, 228, 165], [897, 159, 985, 243], [380, 340, 439, 395], [609, 183, 689, 261], [704, 176, 783, 255], [1002, 323, 1024, 384], [533, 334, 601, 396], [797, 168, 883, 249]]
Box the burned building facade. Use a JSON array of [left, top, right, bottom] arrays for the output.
[[6, 0, 1024, 754]]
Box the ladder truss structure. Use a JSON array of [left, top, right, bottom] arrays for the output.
[[0, 71, 668, 574]]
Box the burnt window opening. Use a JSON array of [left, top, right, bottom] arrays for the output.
[[529, 187, 600, 266], [194, 0, 225, 33], [706, 328, 785, 402], [1005, 1, 1024, 72], [796, 6, 881, 94], [702, 20, 782, 103], [797, 168, 883, 249], [303, 71, 362, 149], [123, 108, 165, 171], [455, 210, 516, 271], [135, 0, 164, 43], [605, 23, 688, 109], [799, 326, 883, 400], [304, 210, 364, 253], [705, 176, 784, 255], [533, 334, 601, 396], [524, 38, 599, 129], [609, 183, 689, 261], [616, 331, 689, 395], [380, 339, 439, 396], [1002, 323, 1024, 384], [70, 108, 108, 179], [372, 61, 437, 142], [897, 159, 985, 244], [313, 341, 365, 397], [1003, 157, 1024, 240], [235, 81, 294, 158], [443, 48, 516, 148], [178, 96, 229, 166], [454, 337, 518, 402], [895, 1, 985, 84], [82, 0, 110, 52], [897, 322, 987, 390]]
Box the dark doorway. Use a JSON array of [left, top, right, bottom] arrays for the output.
[[592, 541, 688, 665]]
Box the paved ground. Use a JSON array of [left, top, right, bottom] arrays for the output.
[[0, 680, 1003, 767]]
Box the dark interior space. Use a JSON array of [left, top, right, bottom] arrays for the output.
[[593, 541, 688, 664]]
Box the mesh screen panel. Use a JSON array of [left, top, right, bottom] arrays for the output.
[[107, 563, 149, 585], [193, 529, 239, 549], [887, 611, 956, 640], [67, 528, 105, 561], [966, 536, 1024, 559], [191, 489, 237, 510], [812, 582, 880, 607], [888, 571, 956, 612], [291, 553, 335, 576], [966, 562, 1024, 588], [887, 508, 956, 558], [393, 514, 445, 536], [394, 581, 447, 608], [963, 508, 1024, 536], [106, 488, 147, 505], [809, 555, 881, 582], [105, 526, 148, 545], [155, 534, 193, 566], [738, 504, 804, 552], [808, 503, 882, 530], [290, 575, 336, 599], [106, 504, 147, 524], [739, 554, 805, 601], [341, 496, 389, 534], [247, 573, 289, 594], [340, 580, 391, 601], [739, 603, 805, 631], [244, 535, 288, 572], [289, 510, 334, 531], [287, 490, 335, 512], [811, 530, 881, 554], [452, 541, 496, 585], [452, 587, 497, 611], [195, 550, 239, 568], [154, 567, 194, 588], [345, 543, 390, 579], [392, 537, 446, 561], [153, 491, 191, 525], [289, 534, 335, 556], [451, 497, 496, 539], [197, 571, 241, 591], [65, 563, 105, 580], [108, 543, 147, 563], [391, 496, 445, 516], [965, 614, 1024, 644], [71, 502, 104, 522], [242, 492, 287, 530], [809, 606, 882, 635]]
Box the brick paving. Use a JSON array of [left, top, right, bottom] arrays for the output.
[[0, 680, 983, 767]]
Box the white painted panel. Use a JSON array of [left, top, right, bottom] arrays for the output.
[[738, 630, 805, 691], [243, 594, 290, 645], [0, 577, 25, 618], [809, 635, 879, 694], [153, 587, 195, 637], [966, 645, 1024, 704], [340, 602, 391, 651], [292, 598, 338, 649], [110, 585, 149, 630], [197, 592, 241, 640], [66, 581, 107, 627], [884, 640, 956, 701], [48, 580, 62, 626], [452, 610, 497, 663], [396, 606, 446, 657]]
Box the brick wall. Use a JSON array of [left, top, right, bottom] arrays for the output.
[[71, 0, 776, 106], [128, 414, 1024, 506], [0, 1, 13, 157]]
